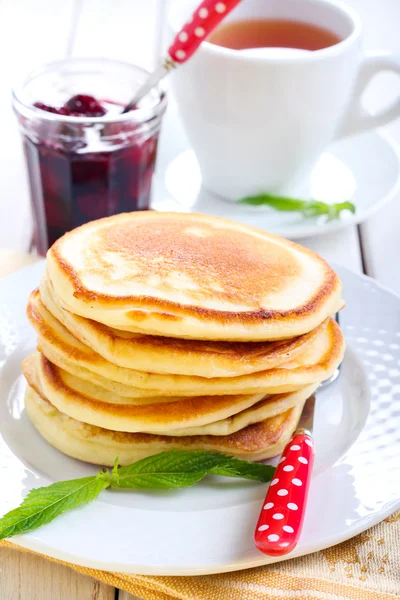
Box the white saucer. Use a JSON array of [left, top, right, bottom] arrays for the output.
[[153, 107, 400, 239], [0, 262, 399, 574]]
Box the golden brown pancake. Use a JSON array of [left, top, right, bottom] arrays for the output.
[[46, 212, 343, 341], [39, 279, 323, 377], [25, 385, 306, 464], [28, 296, 344, 396], [24, 353, 271, 433], [160, 383, 318, 436], [23, 349, 317, 437]]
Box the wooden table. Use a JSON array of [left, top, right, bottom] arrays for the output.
[[1, 0, 400, 597]]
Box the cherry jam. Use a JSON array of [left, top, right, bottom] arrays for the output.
[[21, 94, 161, 254]]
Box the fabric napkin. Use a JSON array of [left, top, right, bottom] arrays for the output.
[[1, 251, 399, 599]]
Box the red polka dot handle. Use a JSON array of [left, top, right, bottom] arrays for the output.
[[168, 0, 242, 64], [254, 432, 315, 556]]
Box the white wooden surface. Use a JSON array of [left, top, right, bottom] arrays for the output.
[[0, 547, 115, 600], [0, 0, 399, 597]]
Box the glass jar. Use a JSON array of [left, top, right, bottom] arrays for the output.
[[13, 58, 167, 255]]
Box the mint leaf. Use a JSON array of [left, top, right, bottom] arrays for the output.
[[210, 461, 275, 482], [301, 200, 356, 220], [112, 457, 119, 486], [0, 451, 274, 540], [239, 194, 306, 210], [113, 450, 274, 489], [238, 193, 355, 220], [0, 473, 110, 541]]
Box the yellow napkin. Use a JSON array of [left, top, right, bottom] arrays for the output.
[[1, 251, 399, 599]]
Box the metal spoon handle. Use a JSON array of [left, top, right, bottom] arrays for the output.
[[122, 63, 173, 113]]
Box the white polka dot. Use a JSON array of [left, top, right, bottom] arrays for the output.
[[290, 444, 301, 451], [277, 489, 288, 496], [268, 533, 280, 542], [273, 513, 284, 520], [278, 456, 286, 464], [288, 502, 298, 511], [175, 49, 186, 60], [194, 26, 205, 37], [270, 478, 279, 486], [264, 502, 274, 510], [283, 465, 294, 472], [283, 525, 294, 533], [305, 439, 313, 447], [292, 478, 302, 486], [215, 2, 226, 13], [178, 31, 189, 42], [281, 541, 290, 547], [298, 457, 308, 464], [258, 524, 269, 531], [199, 7, 208, 17]]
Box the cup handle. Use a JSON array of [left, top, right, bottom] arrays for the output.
[[338, 52, 400, 138]]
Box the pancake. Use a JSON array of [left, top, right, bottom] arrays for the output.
[[160, 383, 318, 436], [28, 293, 163, 398], [39, 278, 323, 377], [24, 353, 271, 433], [46, 211, 343, 341], [28, 296, 344, 396], [25, 385, 306, 464], [24, 349, 317, 436]]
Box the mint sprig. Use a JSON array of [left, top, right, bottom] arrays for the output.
[[115, 450, 274, 488], [0, 451, 274, 540], [238, 193, 356, 220]]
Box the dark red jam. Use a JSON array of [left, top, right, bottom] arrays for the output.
[[26, 95, 158, 255]]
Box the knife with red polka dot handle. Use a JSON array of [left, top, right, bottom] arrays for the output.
[[123, 0, 242, 112], [254, 397, 316, 556]]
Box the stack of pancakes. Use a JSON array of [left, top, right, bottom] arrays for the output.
[[23, 212, 345, 466]]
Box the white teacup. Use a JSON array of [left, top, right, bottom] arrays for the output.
[[168, 0, 400, 201]]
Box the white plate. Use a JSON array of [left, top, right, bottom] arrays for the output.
[[0, 262, 399, 575], [153, 106, 400, 239]]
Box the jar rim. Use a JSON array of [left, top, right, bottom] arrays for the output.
[[12, 57, 168, 125]]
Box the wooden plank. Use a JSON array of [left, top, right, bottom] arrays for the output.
[[344, 0, 400, 291], [0, 0, 78, 252], [0, 547, 115, 600], [299, 227, 363, 273], [360, 187, 400, 294], [357, 96, 400, 294]]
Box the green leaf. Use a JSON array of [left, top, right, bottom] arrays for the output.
[[210, 461, 275, 482], [0, 473, 110, 541], [112, 457, 120, 486], [113, 450, 274, 489], [0, 451, 275, 541], [238, 194, 306, 210], [238, 193, 355, 220]]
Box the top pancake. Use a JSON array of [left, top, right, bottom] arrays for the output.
[[47, 212, 342, 341]]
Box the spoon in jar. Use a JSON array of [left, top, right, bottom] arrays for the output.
[[122, 0, 243, 113]]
